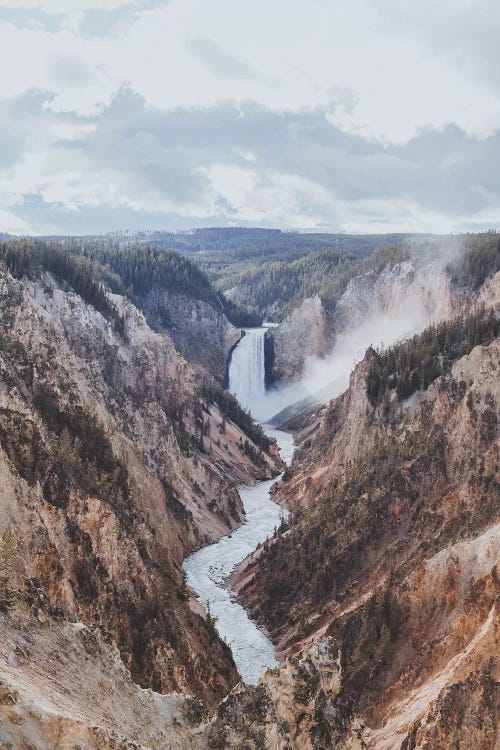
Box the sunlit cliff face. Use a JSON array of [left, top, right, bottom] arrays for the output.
[[255, 256, 455, 422]]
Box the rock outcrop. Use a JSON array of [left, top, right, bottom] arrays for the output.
[[271, 296, 335, 382], [138, 288, 241, 381], [231, 277, 499, 748], [271, 259, 456, 385], [0, 267, 281, 713], [332, 259, 453, 333], [0, 611, 200, 750]]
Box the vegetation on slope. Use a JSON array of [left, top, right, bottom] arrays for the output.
[[257, 433, 419, 625], [201, 231, 499, 320], [0, 239, 262, 329], [200, 381, 271, 452], [215, 249, 364, 316], [366, 309, 499, 407], [33, 383, 130, 512], [255, 374, 498, 629], [0, 239, 126, 334], [10, 231, 498, 328], [108, 228, 414, 319], [195, 236, 446, 320], [0, 359, 130, 516], [75, 242, 262, 326], [0, 239, 273, 468], [447, 232, 500, 290]]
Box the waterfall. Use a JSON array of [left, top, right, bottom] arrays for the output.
[[184, 324, 294, 684], [229, 327, 267, 416]]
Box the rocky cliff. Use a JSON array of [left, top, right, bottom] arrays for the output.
[[229, 277, 499, 748], [271, 296, 335, 382], [0, 265, 282, 718], [138, 288, 242, 381], [271, 257, 456, 385]]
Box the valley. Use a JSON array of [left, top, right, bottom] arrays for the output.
[[0, 232, 498, 749]]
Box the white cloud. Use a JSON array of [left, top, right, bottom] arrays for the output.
[[205, 164, 339, 229], [0, 0, 132, 9], [1, 0, 500, 140], [1, 0, 500, 233]]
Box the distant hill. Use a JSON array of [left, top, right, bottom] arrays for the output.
[[103, 227, 420, 259]]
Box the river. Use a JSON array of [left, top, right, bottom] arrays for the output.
[[182, 328, 293, 684]]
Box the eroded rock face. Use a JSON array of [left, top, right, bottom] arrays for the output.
[[400, 670, 499, 750], [0, 269, 281, 710], [139, 288, 241, 381], [333, 260, 453, 333], [272, 296, 335, 382], [202, 637, 344, 750], [232, 283, 499, 747], [271, 260, 456, 384], [0, 612, 200, 750]]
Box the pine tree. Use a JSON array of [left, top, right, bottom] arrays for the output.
[[0, 529, 18, 612]]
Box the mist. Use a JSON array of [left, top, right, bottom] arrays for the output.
[[251, 253, 456, 424]]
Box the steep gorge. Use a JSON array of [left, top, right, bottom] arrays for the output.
[[229, 273, 500, 748], [0, 262, 282, 717], [138, 287, 241, 381], [0, 240, 498, 750]]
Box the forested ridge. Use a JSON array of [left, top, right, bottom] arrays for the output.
[[96, 228, 424, 319], [0, 240, 127, 335], [447, 231, 500, 290], [107, 227, 398, 260], [76, 242, 263, 327], [225, 232, 500, 319], [214, 248, 363, 315], [364, 233, 500, 408], [202, 239, 432, 319], [0, 239, 261, 328], [2, 231, 498, 329], [367, 307, 500, 407]]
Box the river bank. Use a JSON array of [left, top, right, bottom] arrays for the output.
[[182, 426, 294, 683]]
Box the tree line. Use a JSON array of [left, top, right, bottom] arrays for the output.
[[0, 239, 261, 329], [447, 232, 500, 290], [366, 308, 500, 407], [74, 241, 262, 327], [0, 239, 126, 335]]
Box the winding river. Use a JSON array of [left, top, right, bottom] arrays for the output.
[[183, 328, 293, 684]]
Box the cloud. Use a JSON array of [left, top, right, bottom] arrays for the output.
[[1, 0, 500, 141], [0, 0, 136, 10], [1, 88, 500, 235], [187, 36, 263, 81], [49, 56, 97, 88], [1, 1, 500, 233], [0, 7, 63, 32]]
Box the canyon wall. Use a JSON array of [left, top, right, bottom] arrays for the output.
[[0, 267, 281, 714], [138, 288, 242, 381], [229, 274, 499, 748], [271, 258, 456, 385], [271, 296, 335, 382], [0, 255, 498, 750]]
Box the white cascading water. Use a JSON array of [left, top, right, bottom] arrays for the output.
[[228, 327, 267, 415], [183, 327, 293, 684]]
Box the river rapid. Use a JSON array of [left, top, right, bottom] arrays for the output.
[[183, 329, 294, 684]]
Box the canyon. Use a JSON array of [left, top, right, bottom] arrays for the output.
[[0, 237, 498, 750]]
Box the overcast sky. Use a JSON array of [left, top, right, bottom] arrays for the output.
[[1, 0, 500, 235]]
